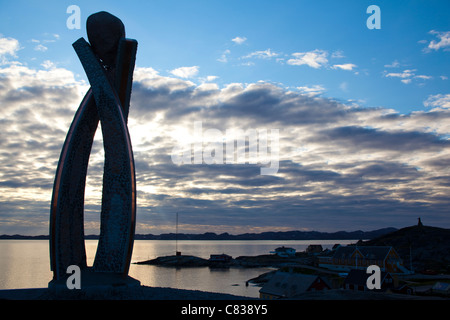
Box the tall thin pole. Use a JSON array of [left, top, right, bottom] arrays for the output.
[[410, 245, 413, 273], [176, 212, 178, 255]]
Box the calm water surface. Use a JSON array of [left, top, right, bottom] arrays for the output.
[[0, 239, 354, 297]]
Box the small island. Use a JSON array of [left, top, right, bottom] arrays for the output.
[[134, 251, 308, 268]]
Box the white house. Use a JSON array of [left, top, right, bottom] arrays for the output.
[[270, 246, 296, 257]]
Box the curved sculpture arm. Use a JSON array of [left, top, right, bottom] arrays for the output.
[[73, 37, 136, 275]]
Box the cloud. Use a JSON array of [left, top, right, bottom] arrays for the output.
[[217, 49, 230, 63], [385, 69, 416, 79], [238, 47, 356, 72], [314, 126, 450, 153], [331, 50, 345, 59], [240, 61, 255, 66], [426, 30, 450, 51], [1, 36, 450, 234], [242, 49, 279, 60], [414, 75, 432, 80], [332, 63, 357, 71], [41, 60, 55, 69], [231, 36, 247, 45], [297, 85, 325, 97], [339, 81, 348, 91], [287, 49, 328, 68], [0, 37, 20, 57], [384, 69, 432, 84], [170, 66, 199, 78], [0, 53, 88, 235], [384, 60, 400, 68], [34, 44, 48, 52], [287, 50, 357, 72], [29, 34, 60, 53], [5, 73, 450, 233], [424, 94, 450, 110], [199, 75, 219, 83], [0, 37, 20, 64]]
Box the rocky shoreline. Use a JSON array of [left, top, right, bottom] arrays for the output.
[[134, 253, 311, 269]]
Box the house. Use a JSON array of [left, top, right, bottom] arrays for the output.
[[316, 251, 334, 267], [392, 284, 415, 295], [318, 245, 411, 274], [306, 244, 323, 255], [432, 282, 450, 295], [343, 269, 395, 292], [270, 246, 296, 257], [259, 271, 331, 299]]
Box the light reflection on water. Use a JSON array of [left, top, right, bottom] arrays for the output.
[[0, 239, 354, 297]]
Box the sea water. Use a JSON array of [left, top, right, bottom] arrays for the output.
[[0, 239, 354, 297]]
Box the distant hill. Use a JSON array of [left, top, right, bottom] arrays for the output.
[[0, 227, 396, 241], [134, 227, 397, 241], [0, 234, 48, 240], [361, 224, 450, 272]]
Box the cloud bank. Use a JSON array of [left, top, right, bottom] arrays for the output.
[[1, 37, 449, 235]]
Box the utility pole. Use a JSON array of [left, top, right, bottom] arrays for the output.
[[410, 245, 413, 273]]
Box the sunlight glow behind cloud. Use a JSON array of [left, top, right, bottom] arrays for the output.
[[170, 66, 200, 78]]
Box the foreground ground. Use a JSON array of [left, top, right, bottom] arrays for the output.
[[0, 285, 251, 300], [0, 285, 447, 300]]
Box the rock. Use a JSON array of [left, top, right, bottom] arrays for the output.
[[135, 255, 210, 267], [248, 270, 277, 285], [362, 225, 450, 272], [86, 11, 125, 68]]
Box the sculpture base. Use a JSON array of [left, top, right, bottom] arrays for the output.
[[48, 268, 140, 294]]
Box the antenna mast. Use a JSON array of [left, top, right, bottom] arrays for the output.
[[176, 212, 181, 256]]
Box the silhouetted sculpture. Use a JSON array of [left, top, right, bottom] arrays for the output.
[[418, 217, 423, 227], [49, 11, 138, 283]]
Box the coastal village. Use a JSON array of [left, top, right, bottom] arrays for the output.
[[254, 222, 450, 299], [257, 244, 420, 299], [137, 221, 450, 300]]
